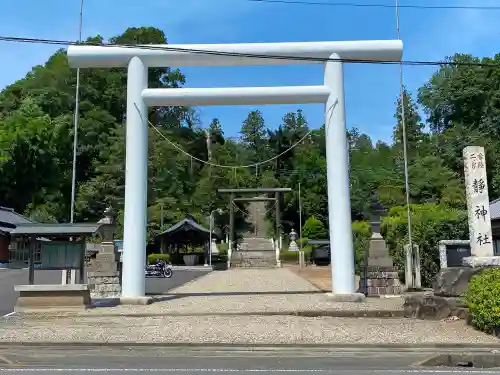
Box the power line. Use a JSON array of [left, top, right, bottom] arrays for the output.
[[143, 103, 315, 169], [1, 35, 500, 68], [245, 0, 500, 10]]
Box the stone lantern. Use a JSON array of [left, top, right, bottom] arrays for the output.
[[97, 207, 117, 244], [288, 229, 299, 252], [358, 199, 401, 296], [89, 207, 121, 299]]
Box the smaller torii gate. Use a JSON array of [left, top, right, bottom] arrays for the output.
[[218, 188, 292, 260]]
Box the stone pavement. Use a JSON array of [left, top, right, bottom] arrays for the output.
[[0, 268, 497, 345], [37, 268, 403, 316], [288, 265, 360, 292]]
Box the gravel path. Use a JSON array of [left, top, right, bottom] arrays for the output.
[[1, 269, 495, 345], [80, 268, 405, 316], [0, 315, 498, 344]]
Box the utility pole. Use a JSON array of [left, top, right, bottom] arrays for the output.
[[70, 0, 84, 224], [395, 0, 413, 253], [205, 128, 212, 161], [160, 203, 164, 228], [66, 0, 84, 286], [298, 182, 302, 250]]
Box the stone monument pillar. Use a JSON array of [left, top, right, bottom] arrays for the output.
[[462, 146, 500, 267], [358, 220, 402, 296], [87, 207, 122, 299]]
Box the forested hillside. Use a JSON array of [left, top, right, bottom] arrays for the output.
[[1, 26, 499, 240]]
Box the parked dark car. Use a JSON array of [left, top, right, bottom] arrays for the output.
[[312, 245, 331, 266]]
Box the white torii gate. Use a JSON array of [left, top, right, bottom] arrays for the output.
[[67, 40, 403, 303]]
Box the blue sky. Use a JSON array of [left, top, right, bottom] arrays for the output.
[[0, 0, 499, 143]]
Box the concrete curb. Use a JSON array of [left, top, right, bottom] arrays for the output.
[[13, 309, 406, 319], [1, 342, 500, 350]]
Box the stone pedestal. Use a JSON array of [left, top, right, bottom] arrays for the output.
[[402, 266, 488, 320], [463, 256, 500, 267], [359, 233, 402, 296], [288, 240, 299, 252], [14, 284, 94, 312], [88, 242, 121, 299], [433, 267, 485, 297]]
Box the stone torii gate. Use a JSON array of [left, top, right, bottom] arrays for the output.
[[218, 187, 292, 265], [67, 39, 403, 303]]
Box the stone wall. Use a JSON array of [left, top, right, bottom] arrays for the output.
[[364, 266, 402, 295]]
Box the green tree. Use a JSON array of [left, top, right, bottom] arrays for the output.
[[302, 216, 327, 239]]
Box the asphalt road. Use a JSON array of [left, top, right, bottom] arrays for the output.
[[0, 345, 497, 373], [0, 268, 210, 316]]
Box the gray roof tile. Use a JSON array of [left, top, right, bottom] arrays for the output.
[[490, 198, 500, 220], [9, 223, 101, 236]]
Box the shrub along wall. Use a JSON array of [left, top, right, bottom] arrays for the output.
[[465, 268, 500, 334], [381, 203, 468, 287], [352, 221, 371, 275]]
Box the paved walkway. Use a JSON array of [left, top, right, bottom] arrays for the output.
[[287, 265, 361, 292], [79, 268, 403, 316]]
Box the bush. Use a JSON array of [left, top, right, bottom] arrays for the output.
[[217, 242, 229, 255], [465, 268, 500, 334], [352, 221, 372, 274], [280, 251, 299, 263], [302, 216, 327, 239], [147, 253, 170, 264], [169, 252, 184, 265], [296, 237, 309, 247], [381, 203, 468, 287]]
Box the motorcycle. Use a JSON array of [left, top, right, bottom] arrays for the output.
[[145, 260, 173, 278]]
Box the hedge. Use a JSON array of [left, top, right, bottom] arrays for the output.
[[147, 253, 170, 264], [280, 251, 300, 263], [352, 221, 371, 274], [465, 268, 500, 334], [280, 247, 313, 264], [381, 203, 468, 287], [149, 252, 227, 265]]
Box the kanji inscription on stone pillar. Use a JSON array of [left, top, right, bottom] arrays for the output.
[[463, 146, 494, 258]]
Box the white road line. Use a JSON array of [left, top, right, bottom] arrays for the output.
[[1, 312, 16, 318], [0, 369, 495, 373]]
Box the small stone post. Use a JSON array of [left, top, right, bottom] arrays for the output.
[[228, 193, 234, 268], [298, 251, 305, 268], [88, 207, 122, 299], [404, 243, 421, 290]]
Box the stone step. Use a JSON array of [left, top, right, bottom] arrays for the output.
[[239, 237, 275, 252], [367, 257, 394, 267], [230, 248, 277, 269], [231, 259, 277, 268], [232, 250, 276, 259]]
